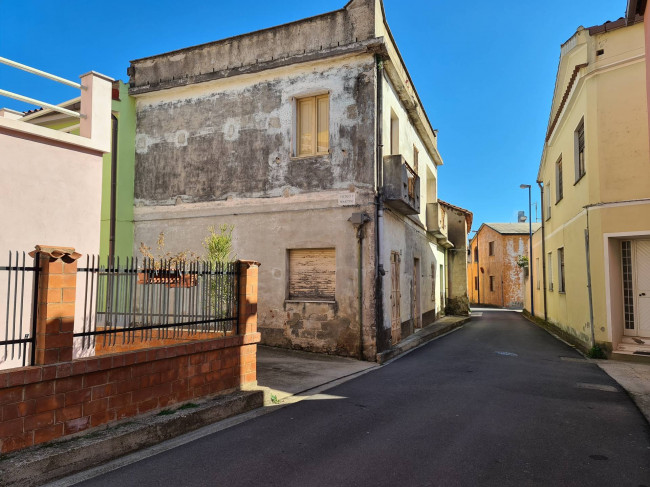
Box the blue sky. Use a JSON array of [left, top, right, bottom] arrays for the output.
[[1, 0, 624, 229]]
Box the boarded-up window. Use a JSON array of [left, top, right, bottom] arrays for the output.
[[289, 248, 336, 300]]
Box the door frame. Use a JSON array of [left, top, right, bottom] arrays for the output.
[[605, 231, 650, 345]]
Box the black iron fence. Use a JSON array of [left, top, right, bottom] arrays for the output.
[[75, 257, 239, 351], [0, 251, 38, 367]]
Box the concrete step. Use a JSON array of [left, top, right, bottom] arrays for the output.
[[620, 336, 649, 345], [611, 349, 650, 364], [616, 342, 650, 353]]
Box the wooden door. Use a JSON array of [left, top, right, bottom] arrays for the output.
[[390, 252, 401, 344], [413, 258, 421, 328]]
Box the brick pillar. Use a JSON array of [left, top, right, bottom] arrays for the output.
[[29, 245, 82, 365], [238, 260, 260, 335]]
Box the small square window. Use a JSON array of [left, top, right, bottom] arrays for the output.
[[296, 94, 329, 157]]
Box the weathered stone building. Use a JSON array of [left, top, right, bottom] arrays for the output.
[[128, 0, 469, 360], [468, 223, 540, 309]]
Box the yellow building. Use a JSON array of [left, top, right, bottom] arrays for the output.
[[527, 14, 650, 358]]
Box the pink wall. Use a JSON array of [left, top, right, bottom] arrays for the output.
[[0, 128, 102, 257]]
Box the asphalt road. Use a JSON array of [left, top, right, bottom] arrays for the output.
[[76, 310, 650, 486]]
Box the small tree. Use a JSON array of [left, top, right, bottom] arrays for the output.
[[202, 225, 237, 320], [202, 224, 236, 265]]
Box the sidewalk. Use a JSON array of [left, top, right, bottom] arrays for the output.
[[595, 360, 650, 424], [256, 345, 378, 405]]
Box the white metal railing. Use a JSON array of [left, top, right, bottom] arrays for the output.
[[0, 56, 84, 119]]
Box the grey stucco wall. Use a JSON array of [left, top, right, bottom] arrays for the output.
[[134, 55, 376, 206]]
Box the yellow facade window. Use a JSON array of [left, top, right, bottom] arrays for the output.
[[296, 94, 329, 156]]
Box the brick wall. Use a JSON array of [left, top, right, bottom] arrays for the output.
[[0, 249, 261, 454], [0, 335, 259, 453]]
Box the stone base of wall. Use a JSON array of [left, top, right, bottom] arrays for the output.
[[0, 333, 259, 454], [521, 310, 612, 356], [260, 301, 360, 358], [445, 296, 470, 316], [422, 309, 440, 328]]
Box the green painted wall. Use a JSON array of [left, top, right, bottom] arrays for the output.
[[99, 81, 136, 260]]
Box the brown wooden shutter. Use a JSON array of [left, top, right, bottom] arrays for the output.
[[289, 248, 335, 300]]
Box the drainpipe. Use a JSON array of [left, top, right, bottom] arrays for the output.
[[375, 54, 387, 352], [359, 228, 364, 358], [444, 248, 449, 313], [584, 207, 596, 348], [109, 114, 118, 263], [358, 218, 371, 359], [538, 181, 548, 321]]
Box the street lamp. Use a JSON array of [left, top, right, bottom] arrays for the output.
[[520, 184, 534, 316]]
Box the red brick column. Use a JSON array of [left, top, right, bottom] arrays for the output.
[[238, 260, 260, 335], [29, 246, 82, 365]]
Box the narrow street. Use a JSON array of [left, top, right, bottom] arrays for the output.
[[74, 310, 650, 486]]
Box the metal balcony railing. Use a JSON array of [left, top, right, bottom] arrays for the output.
[[0, 56, 84, 119]]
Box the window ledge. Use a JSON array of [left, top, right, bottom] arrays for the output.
[[573, 174, 585, 186], [285, 299, 336, 304], [290, 153, 331, 161], [555, 197, 563, 205]]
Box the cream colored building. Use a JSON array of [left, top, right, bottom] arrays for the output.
[[527, 14, 650, 357]]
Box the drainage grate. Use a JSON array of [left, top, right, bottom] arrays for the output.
[[560, 356, 588, 363], [633, 351, 650, 356], [495, 351, 518, 357], [576, 382, 618, 393]]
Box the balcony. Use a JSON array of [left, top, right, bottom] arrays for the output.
[[427, 202, 451, 246], [382, 155, 420, 215]]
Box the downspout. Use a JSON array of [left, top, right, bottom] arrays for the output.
[[537, 181, 548, 320], [444, 249, 449, 313], [584, 207, 596, 348], [358, 224, 364, 359], [375, 54, 387, 351], [109, 114, 118, 263]]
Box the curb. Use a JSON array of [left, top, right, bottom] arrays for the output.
[[376, 316, 471, 365], [0, 390, 263, 487]]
